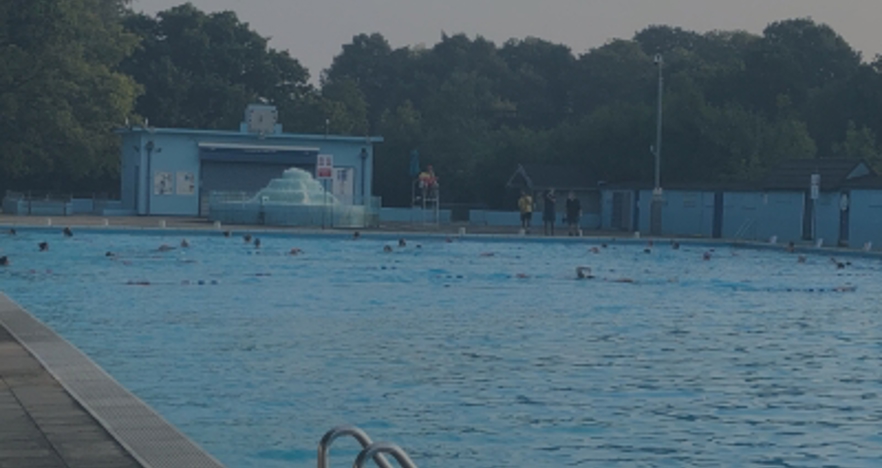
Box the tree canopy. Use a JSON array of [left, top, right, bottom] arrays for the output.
[[2, 3, 881, 208]]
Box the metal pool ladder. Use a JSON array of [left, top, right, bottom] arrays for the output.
[[318, 425, 418, 468]]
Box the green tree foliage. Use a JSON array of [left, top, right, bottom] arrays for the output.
[[120, 3, 313, 130], [319, 18, 869, 207], [0, 0, 140, 192], [6, 4, 881, 207]]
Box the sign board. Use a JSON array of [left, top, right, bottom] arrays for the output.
[[316, 154, 334, 180], [810, 173, 820, 200]]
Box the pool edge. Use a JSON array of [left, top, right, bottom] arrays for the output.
[[0, 293, 227, 468]]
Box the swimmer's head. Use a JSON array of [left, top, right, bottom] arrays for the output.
[[63, 227, 73, 237], [38, 242, 49, 252], [643, 248, 651, 254], [353, 231, 361, 239], [223, 230, 231, 237], [254, 238, 261, 248], [8, 229, 16, 235], [601, 243, 608, 249], [180, 239, 190, 248], [672, 242, 680, 250], [576, 266, 592, 279], [0, 256, 9, 266], [398, 238, 406, 247], [105, 251, 115, 257], [702, 251, 712, 261], [244, 234, 252, 242], [798, 255, 807, 263], [383, 245, 393, 253]]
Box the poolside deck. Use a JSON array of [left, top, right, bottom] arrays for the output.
[[0, 326, 141, 468], [0, 294, 226, 468]]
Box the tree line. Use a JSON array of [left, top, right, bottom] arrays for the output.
[[2, 1, 881, 208]]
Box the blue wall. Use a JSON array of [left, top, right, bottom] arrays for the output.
[[120, 127, 379, 216], [721, 191, 804, 242], [848, 190, 882, 250], [659, 190, 715, 237], [814, 192, 841, 247]]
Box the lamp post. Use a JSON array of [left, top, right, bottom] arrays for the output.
[[650, 53, 664, 236]]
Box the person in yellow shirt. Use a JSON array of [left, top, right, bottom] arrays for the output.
[[518, 190, 533, 233]]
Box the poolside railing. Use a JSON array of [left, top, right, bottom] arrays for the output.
[[317, 425, 416, 468]]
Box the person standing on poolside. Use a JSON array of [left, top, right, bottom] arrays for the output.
[[543, 189, 557, 236], [518, 190, 533, 234], [565, 191, 582, 237]]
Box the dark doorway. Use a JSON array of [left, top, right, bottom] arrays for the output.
[[801, 192, 814, 241], [838, 192, 850, 247], [712, 192, 724, 239], [611, 191, 631, 231], [632, 190, 641, 232]]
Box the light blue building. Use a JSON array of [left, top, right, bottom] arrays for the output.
[[600, 159, 882, 249], [117, 104, 382, 217]]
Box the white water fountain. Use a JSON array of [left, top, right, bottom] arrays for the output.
[[209, 168, 368, 227], [249, 168, 340, 205]]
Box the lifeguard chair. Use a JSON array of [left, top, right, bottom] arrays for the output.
[[412, 165, 440, 225]]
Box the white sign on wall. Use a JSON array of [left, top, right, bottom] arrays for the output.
[[176, 172, 195, 195], [316, 154, 334, 180], [333, 167, 355, 205], [154, 172, 173, 195]]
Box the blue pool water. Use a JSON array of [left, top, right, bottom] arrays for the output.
[[2, 229, 882, 467]]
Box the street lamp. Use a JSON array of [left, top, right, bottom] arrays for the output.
[[650, 53, 664, 236]]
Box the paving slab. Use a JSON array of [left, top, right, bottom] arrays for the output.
[[0, 294, 226, 468]]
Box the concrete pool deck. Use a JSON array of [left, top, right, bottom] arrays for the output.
[[0, 294, 225, 468]]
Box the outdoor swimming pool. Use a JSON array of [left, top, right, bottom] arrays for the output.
[[2, 228, 881, 467]]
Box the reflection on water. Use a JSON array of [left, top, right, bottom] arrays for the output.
[[3, 231, 882, 467]]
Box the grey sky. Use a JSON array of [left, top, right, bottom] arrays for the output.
[[133, 0, 882, 82]]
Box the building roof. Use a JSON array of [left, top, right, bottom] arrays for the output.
[[506, 164, 597, 190], [115, 126, 383, 144], [761, 159, 873, 191], [841, 174, 882, 189]]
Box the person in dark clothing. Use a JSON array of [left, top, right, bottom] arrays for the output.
[[543, 189, 556, 236], [565, 192, 582, 236]]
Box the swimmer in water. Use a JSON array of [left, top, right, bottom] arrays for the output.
[[62, 227, 73, 237], [254, 238, 261, 248], [643, 248, 652, 254], [672, 242, 680, 250], [589, 246, 600, 254], [383, 245, 393, 253], [105, 251, 116, 258], [0, 256, 9, 266], [786, 241, 795, 253], [223, 230, 232, 238], [38, 242, 49, 252], [702, 251, 712, 261], [157, 244, 175, 252], [353, 231, 361, 240], [8, 229, 16, 236], [601, 243, 608, 249], [398, 238, 407, 247], [180, 239, 190, 248], [244, 234, 252, 243], [798, 255, 807, 264], [445, 237, 453, 243], [289, 248, 303, 255], [576, 266, 594, 279]]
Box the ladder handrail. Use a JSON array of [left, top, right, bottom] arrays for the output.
[[318, 426, 394, 468], [353, 442, 418, 468]]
